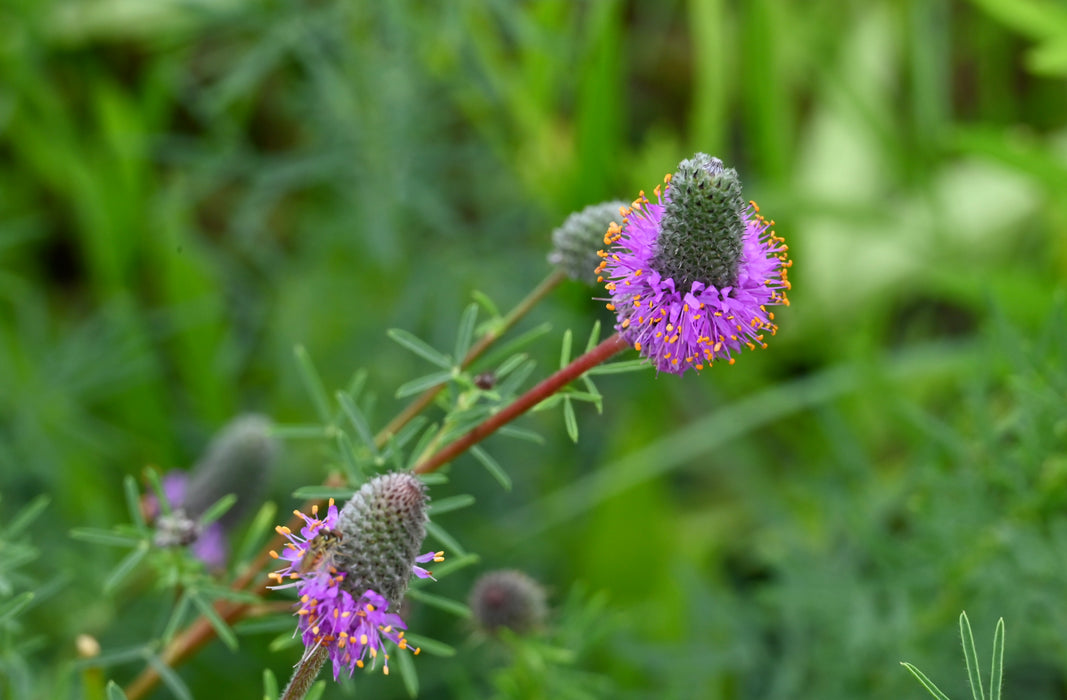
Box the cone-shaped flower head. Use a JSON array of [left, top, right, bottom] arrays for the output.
[[596, 153, 791, 375], [149, 414, 279, 567], [469, 570, 547, 635], [549, 200, 630, 285], [183, 414, 278, 528], [268, 473, 444, 679]]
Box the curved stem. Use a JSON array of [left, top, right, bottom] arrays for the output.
[[413, 332, 629, 474], [375, 269, 565, 447]]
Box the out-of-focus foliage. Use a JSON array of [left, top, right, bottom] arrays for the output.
[[1, 0, 1065, 697]]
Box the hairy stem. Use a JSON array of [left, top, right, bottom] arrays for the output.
[[280, 645, 329, 700], [413, 332, 629, 474]]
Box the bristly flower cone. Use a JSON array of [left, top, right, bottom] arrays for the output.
[[549, 200, 630, 285], [333, 473, 429, 609], [651, 154, 745, 291]]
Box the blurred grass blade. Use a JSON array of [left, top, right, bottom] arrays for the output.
[[294, 345, 332, 423], [584, 320, 601, 352], [477, 322, 552, 369], [960, 611, 985, 700], [587, 359, 650, 375], [900, 662, 951, 700], [470, 446, 512, 491], [235, 501, 277, 567], [990, 618, 1005, 700], [387, 328, 452, 368], [9, 495, 49, 537], [292, 486, 356, 500], [161, 591, 191, 645]]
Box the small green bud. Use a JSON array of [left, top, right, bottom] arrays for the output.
[[651, 153, 746, 291], [333, 472, 429, 609], [548, 200, 630, 285], [469, 569, 547, 635]]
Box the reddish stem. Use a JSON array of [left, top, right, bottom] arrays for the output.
[[413, 332, 629, 474]]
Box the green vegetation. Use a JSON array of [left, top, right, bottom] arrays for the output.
[[1, 0, 1065, 698]]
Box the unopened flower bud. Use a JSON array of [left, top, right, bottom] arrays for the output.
[[548, 200, 629, 285], [469, 569, 547, 635], [183, 414, 279, 527]]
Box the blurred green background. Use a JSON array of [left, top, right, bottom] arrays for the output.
[[2, 0, 1066, 698]]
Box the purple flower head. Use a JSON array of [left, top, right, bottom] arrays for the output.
[[269, 495, 441, 679], [596, 155, 791, 375]]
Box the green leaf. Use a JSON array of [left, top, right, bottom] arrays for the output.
[[103, 541, 149, 592], [161, 592, 191, 645], [291, 486, 355, 500], [425, 521, 466, 558], [387, 328, 452, 368], [497, 425, 544, 443], [404, 589, 471, 618], [145, 651, 194, 700], [584, 319, 602, 352], [189, 590, 238, 651], [70, 527, 143, 548], [454, 303, 479, 361], [336, 391, 378, 456], [990, 618, 1005, 700], [559, 328, 573, 368], [587, 359, 651, 375], [470, 446, 512, 491], [960, 611, 985, 700], [401, 632, 457, 657], [294, 345, 332, 423], [304, 681, 326, 700], [197, 494, 237, 526], [900, 662, 952, 700], [563, 397, 579, 442], [395, 370, 455, 399], [395, 641, 419, 697], [234, 501, 278, 567], [70, 644, 149, 670], [428, 494, 475, 515], [477, 322, 552, 369], [106, 681, 129, 700], [0, 592, 34, 624], [122, 476, 145, 530], [262, 669, 279, 700], [334, 430, 363, 482], [470, 289, 501, 319], [9, 495, 49, 538], [144, 468, 170, 516], [269, 424, 333, 440]]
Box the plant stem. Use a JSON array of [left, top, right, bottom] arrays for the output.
[[413, 331, 629, 474], [123, 271, 568, 699], [280, 645, 328, 700], [375, 268, 565, 448]]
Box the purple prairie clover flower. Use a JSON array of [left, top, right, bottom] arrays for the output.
[[595, 154, 791, 375], [147, 471, 228, 569], [268, 488, 442, 679]]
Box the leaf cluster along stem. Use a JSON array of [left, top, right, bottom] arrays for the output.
[[123, 270, 567, 699], [413, 332, 629, 474], [377, 269, 565, 447]]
